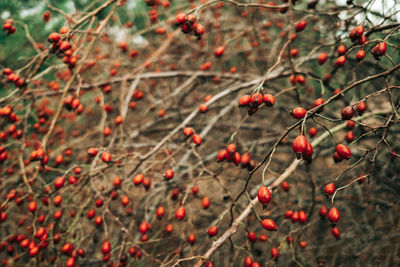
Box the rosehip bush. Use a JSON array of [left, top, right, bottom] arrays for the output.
[[0, 0, 399, 266]]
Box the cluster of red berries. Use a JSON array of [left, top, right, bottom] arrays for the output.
[[48, 27, 78, 69], [138, 221, 152, 242], [2, 19, 16, 35], [2, 68, 26, 88], [350, 25, 386, 60], [372, 42, 387, 59], [292, 135, 313, 163], [183, 127, 202, 145], [216, 143, 254, 170], [284, 209, 308, 224], [289, 74, 306, 85], [64, 95, 83, 113], [175, 13, 204, 39], [246, 231, 269, 244], [0, 105, 18, 124], [333, 144, 351, 163], [319, 205, 341, 238], [0, 104, 22, 144], [239, 92, 275, 115], [131, 174, 151, 190], [0, 146, 8, 163], [148, 9, 159, 24], [349, 25, 366, 44], [29, 148, 48, 165], [349, 25, 387, 60]]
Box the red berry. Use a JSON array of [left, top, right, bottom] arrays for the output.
[[292, 135, 308, 157], [214, 46, 225, 57], [341, 106, 354, 120], [175, 206, 186, 220], [194, 24, 204, 35], [354, 25, 365, 36], [308, 127, 317, 138], [183, 127, 194, 137], [29, 246, 39, 256], [345, 131, 354, 142], [295, 20, 306, 32], [54, 176, 65, 189], [324, 183, 336, 195], [164, 169, 174, 180], [247, 232, 257, 242], [337, 45, 346, 55], [208, 225, 218, 237], [101, 151, 111, 163], [281, 181, 290, 191], [314, 98, 324, 112], [302, 141, 313, 162], [48, 32, 60, 43], [257, 186, 271, 205], [299, 241, 308, 248], [240, 152, 251, 167], [239, 95, 251, 106], [333, 88, 342, 96], [336, 144, 351, 159], [132, 174, 144, 185], [263, 94, 275, 107], [250, 92, 263, 106], [359, 35, 367, 45], [101, 241, 111, 255], [331, 226, 340, 238], [28, 201, 37, 213], [233, 152, 241, 166], [192, 134, 202, 145], [139, 222, 150, 234], [121, 195, 129, 206], [259, 234, 268, 242], [319, 205, 328, 217], [59, 41, 70, 51], [261, 219, 277, 231], [115, 115, 123, 125], [295, 75, 305, 85], [335, 56, 346, 67], [298, 210, 307, 223], [284, 210, 294, 218], [188, 233, 196, 244], [356, 50, 365, 61], [292, 107, 306, 119], [192, 186, 199, 195], [65, 257, 75, 267], [328, 207, 340, 223], [217, 150, 228, 162], [175, 13, 186, 24], [356, 101, 367, 115], [199, 104, 208, 113], [226, 143, 236, 155], [156, 206, 165, 218], [244, 256, 254, 267], [318, 52, 327, 64], [202, 196, 210, 209], [270, 247, 279, 259], [372, 42, 387, 56], [165, 224, 173, 233]]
